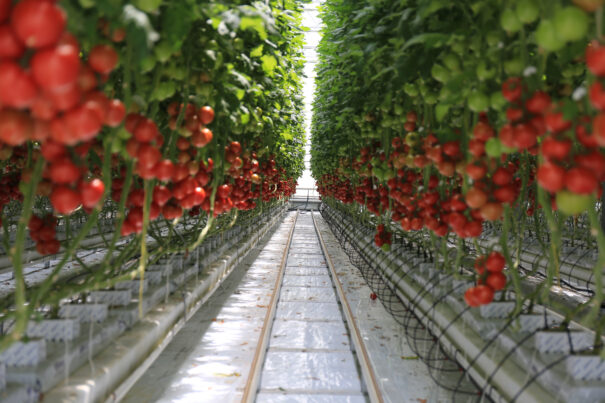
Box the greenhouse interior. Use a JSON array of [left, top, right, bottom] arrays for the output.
[[2, 0, 605, 402]]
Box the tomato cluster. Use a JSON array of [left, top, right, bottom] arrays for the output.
[[464, 252, 507, 307], [28, 214, 59, 256], [312, 0, 605, 309], [0, 1, 123, 222]]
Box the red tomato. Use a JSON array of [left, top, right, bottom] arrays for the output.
[[162, 203, 183, 220], [464, 287, 481, 307], [80, 178, 105, 208], [28, 215, 44, 232], [88, 44, 118, 74], [565, 167, 598, 194], [133, 118, 158, 143], [501, 77, 522, 102], [486, 272, 507, 291], [465, 187, 487, 209], [198, 106, 214, 125], [11, 0, 66, 48], [105, 99, 126, 127], [475, 285, 495, 305], [192, 127, 213, 147], [31, 43, 80, 90], [525, 91, 551, 114], [586, 41, 605, 77], [0, 109, 32, 146], [513, 124, 537, 150], [153, 185, 172, 206], [0, 24, 25, 59], [0, 61, 38, 108], [63, 104, 103, 142], [153, 159, 175, 181], [137, 144, 161, 169], [485, 251, 506, 272], [45, 83, 81, 111], [0, 0, 10, 23], [49, 158, 81, 184], [40, 140, 66, 162], [493, 167, 513, 186], [50, 186, 81, 214], [541, 137, 571, 160], [537, 163, 565, 193], [480, 202, 503, 221]]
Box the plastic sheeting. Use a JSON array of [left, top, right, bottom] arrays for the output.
[[121, 213, 297, 403], [314, 212, 445, 403]]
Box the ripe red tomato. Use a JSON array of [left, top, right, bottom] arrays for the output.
[[46, 82, 81, 111], [218, 184, 232, 198], [501, 77, 522, 102], [465, 163, 486, 180], [587, 41, 605, 77], [63, 104, 103, 142], [0, 24, 25, 59], [137, 144, 161, 168], [492, 167, 512, 186], [153, 185, 172, 206], [88, 44, 118, 74], [537, 163, 565, 193], [49, 158, 81, 184], [544, 111, 571, 133], [199, 106, 214, 125], [105, 99, 125, 127], [498, 124, 515, 148], [172, 163, 189, 182], [0, 61, 38, 108], [0, 0, 10, 23], [153, 159, 175, 181], [485, 251, 505, 272], [525, 91, 551, 114], [541, 137, 571, 160], [494, 185, 517, 204], [229, 141, 242, 155], [464, 287, 481, 307], [565, 167, 598, 195], [0, 109, 32, 146], [513, 124, 537, 149], [80, 178, 105, 208], [133, 118, 158, 143], [11, 0, 66, 48], [465, 187, 487, 209], [575, 150, 605, 181], [31, 43, 80, 90], [480, 202, 503, 221], [28, 215, 44, 232], [162, 203, 183, 220], [50, 186, 81, 214], [192, 128, 213, 147], [475, 285, 495, 304], [486, 272, 507, 291]]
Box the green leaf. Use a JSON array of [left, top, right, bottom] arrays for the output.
[[402, 33, 449, 51], [250, 44, 264, 58], [162, 2, 194, 51], [240, 16, 268, 40], [261, 55, 278, 75]]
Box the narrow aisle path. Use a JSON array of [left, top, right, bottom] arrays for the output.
[[123, 213, 296, 403], [255, 212, 367, 402]]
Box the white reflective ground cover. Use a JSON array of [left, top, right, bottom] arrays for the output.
[[257, 213, 365, 401], [315, 212, 445, 403], [122, 213, 296, 403]]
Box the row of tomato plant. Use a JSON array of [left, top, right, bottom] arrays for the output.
[[311, 0, 605, 345], [0, 0, 306, 349]]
